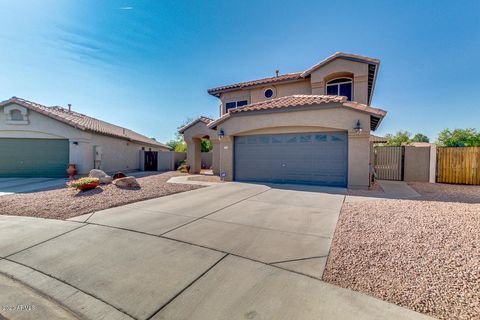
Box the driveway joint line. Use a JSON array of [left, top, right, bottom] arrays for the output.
[[73, 221, 324, 282], [145, 253, 229, 320], [269, 255, 329, 265], [0, 269, 91, 320], [4, 224, 88, 259], [159, 188, 272, 236], [79, 219, 329, 281], [3, 258, 137, 320], [202, 217, 334, 239]]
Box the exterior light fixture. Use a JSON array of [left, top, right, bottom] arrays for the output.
[[354, 120, 363, 134], [218, 128, 225, 139]]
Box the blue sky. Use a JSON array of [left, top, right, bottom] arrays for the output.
[[0, 0, 479, 142]]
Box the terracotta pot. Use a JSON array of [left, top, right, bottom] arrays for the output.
[[67, 164, 77, 180], [78, 181, 99, 191]]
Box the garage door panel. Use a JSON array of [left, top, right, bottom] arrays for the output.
[[0, 139, 69, 178], [234, 132, 347, 187]]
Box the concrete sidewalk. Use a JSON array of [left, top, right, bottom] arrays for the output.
[[0, 183, 435, 320]]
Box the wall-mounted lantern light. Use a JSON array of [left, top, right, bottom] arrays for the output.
[[354, 120, 363, 134], [218, 128, 225, 140]]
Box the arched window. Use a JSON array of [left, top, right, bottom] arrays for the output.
[[10, 109, 24, 121], [326, 78, 352, 101]]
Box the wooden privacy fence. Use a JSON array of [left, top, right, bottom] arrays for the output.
[[437, 147, 480, 185]]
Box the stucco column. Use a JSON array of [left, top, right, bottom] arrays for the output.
[[211, 139, 220, 175], [186, 138, 202, 174], [348, 132, 370, 188], [219, 136, 233, 181]]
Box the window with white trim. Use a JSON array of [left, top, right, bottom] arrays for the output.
[[4, 105, 29, 124], [225, 100, 248, 112], [326, 78, 352, 101]]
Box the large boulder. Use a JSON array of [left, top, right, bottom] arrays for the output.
[[112, 176, 140, 188], [88, 169, 113, 184]]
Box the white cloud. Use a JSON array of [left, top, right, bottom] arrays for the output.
[[119, 6, 133, 10]]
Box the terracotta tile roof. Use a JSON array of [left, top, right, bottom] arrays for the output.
[[229, 95, 346, 114], [178, 116, 215, 133], [207, 95, 387, 130], [207, 52, 380, 96], [0, 97, 169, 149], [207, 72, 303, 96], [370, 135, 388, 143]]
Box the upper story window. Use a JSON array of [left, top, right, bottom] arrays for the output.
[[225, 100, 248, 112], [264, 87, 276, 99], [4, 105, 29, 125], [326, 78, 352, 101], [10, 109, 24, 121]]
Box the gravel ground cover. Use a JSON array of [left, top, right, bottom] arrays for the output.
[[323, 183, 480, 320], [0, 172, 203, 220]]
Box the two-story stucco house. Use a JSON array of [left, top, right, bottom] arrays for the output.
[[0, 97, 170, 177], [180, 52, 387, 188]]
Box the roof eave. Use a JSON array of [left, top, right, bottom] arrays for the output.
[[207, 76, 304, 97], [300, 53, 380, 77]]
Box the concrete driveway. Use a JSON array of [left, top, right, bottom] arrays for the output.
[[0, 178, 68, 196], [0, 182, 434, 320]]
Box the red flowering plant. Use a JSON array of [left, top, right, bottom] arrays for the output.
[[66, 177, 100, 191]]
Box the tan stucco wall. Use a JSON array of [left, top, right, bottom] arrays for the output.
[[310, 59, 369, 105], [0, 103, 166, 175], [404, 146, 431, 182], [249, 80, 311, 104], [215, 106, 371, 187]]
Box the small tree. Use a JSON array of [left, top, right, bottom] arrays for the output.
[[385, 131, 411, 146], [411, 133, 429, 143], [437, 128, 480, 147]]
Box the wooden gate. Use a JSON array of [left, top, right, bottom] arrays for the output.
[[374, 146, 404, 181], [437, 147, 480, 185], [144, 151, 158, 171]]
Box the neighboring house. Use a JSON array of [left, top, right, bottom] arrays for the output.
[[0, 97, 170, 177], [180, 52, 387, 188]]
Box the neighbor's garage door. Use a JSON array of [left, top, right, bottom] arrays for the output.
[[0, 138, 69, 177], [234, 132, 348, 187]]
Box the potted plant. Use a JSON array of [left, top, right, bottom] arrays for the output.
[[67, 177, 100, 191], [66, 164, 77, 180]]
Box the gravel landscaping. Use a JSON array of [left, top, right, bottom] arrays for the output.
[[323, 182, 480, 320], [0, 171, 203, 220]]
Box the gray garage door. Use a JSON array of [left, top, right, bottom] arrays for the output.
[[0, 138, 69, 178], [234, 132, 348, 187]]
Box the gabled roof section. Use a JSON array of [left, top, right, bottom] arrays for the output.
[[0, 97, 170, 149], [207, 95, 387, 131], [207, 52, 381, 104], [178, 116, 214, 134], [300, 52, 380, 77]]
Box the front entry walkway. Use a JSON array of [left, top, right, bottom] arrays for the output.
[[0, 183, 434, 320]]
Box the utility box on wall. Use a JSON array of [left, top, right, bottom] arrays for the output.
[[94, 145, 102, 169]]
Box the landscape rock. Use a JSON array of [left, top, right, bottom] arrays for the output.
[[113, 172, 127, 180], [112, 176, 140, 188], [88, 169, 112, 184], [98, 176, 113, 184]]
